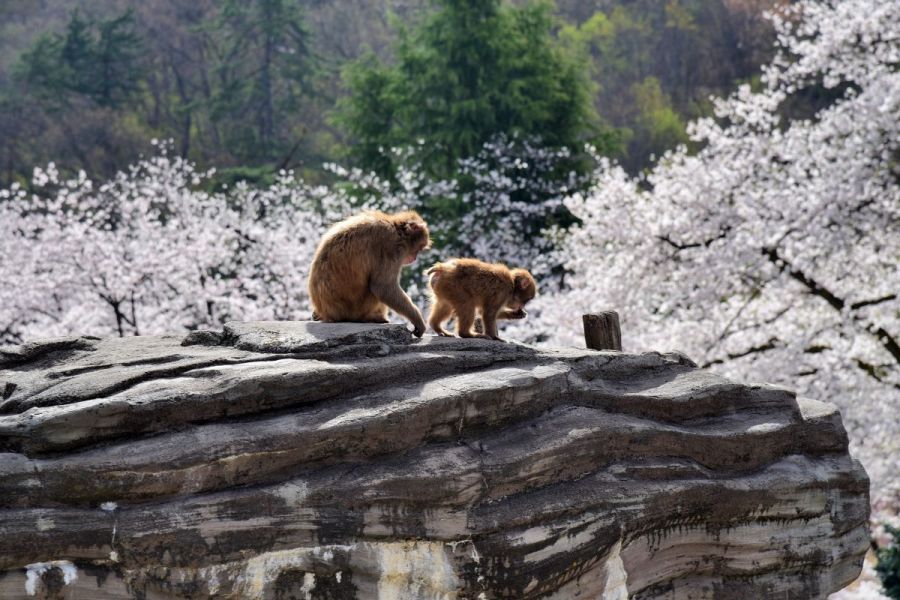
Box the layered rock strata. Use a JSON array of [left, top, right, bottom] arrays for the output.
[[0, 321, 869, 599]]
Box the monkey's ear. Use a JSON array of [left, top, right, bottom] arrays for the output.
[[515, 274, 533, 291], [402, 220, 424, 234], [402, 219, 432, 249]]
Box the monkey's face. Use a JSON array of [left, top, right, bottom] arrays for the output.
[[510, 270, 537, 311], [403, 237, 429, 264], [402, 222, 431, 265]]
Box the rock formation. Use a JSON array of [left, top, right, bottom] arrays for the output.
[[0, 322, 869, 599]]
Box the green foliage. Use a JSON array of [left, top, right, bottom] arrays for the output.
[[16, 9, 143, 109], [629, 77, 689, 162], [334, 0, 605, 179], [209, 0, 318, 162], [0, 0, 782, 186], [878, 525, 900, 599], [336, 54, 398, 178], [558, 0, 772, 171], [206, 166, 279, 192]]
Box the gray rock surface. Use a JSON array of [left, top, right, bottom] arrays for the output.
[[0, 321, 869, 599]]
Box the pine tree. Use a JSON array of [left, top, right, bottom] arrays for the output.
[[209, 0, 316, 162], [335, 0, 605, 179], [16, 9, 143, 109]]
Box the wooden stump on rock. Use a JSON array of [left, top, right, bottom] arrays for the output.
[[583, 311, 622, 351]]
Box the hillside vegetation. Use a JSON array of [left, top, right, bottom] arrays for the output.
[[0, 0, 781, 185]]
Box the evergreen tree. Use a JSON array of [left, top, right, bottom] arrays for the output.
[[879, 526, 900, 599], [16, 9, 143, 109], [335, 0, 605, 179], [93, 11, 144, 107], [210, 0, 317, 162], [59, 11, 95, 99]]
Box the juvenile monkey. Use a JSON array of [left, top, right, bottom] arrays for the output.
[[427, 258, 537, 341], [308, 210, 431, 336]]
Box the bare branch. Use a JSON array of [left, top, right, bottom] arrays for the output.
[[701, 337, 780, 367], [762, 246, 899, 365]]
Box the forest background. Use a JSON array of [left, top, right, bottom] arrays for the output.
[[0, 0, 781, 186]]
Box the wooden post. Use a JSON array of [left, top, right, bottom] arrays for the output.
[[583, 311, 622, 351]]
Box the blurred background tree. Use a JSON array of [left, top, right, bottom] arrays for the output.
[[17, 9, 143, 109], [206, 0, 317, 166], [879, 526, 900, 598]]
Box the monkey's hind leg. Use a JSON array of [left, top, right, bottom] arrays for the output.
[[455, 307, 485, 339], [481, 308, 503, 342], [363, 303, 390, 324], [428, 299, 454, 336], [348, 296, 389, 324]]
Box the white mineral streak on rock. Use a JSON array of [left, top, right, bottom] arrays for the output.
[[375, 541, 459, 600], [235, 548, 312, 598], [23, 567, 41, 597], [272, 480, 310, 506], [188, 545, 356, 597], [746, 421, 782, 434], [24, 561, 78, 596], [522, 517, 613, 563], [540, 539, 630, 600], [299, 572, 316, 599], [602, 540, 629, 600], [34, 516, 54, 531], [104, 503, 121, 571]]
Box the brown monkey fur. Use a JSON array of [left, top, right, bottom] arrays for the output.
[[427, 258, 537, 341], [308, 210, 431, 336]]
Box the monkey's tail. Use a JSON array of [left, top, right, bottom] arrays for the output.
[[425, 262, 446, 277], [426, 262, 448, 286]]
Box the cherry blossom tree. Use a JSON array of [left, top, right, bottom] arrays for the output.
[[524, 0, 899, 518], [0, 143, 356, 343]]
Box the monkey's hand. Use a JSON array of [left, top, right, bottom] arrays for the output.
[[500, 308, 527, 320], [369, 277, 426, 338], [409, 314, 427, 338]]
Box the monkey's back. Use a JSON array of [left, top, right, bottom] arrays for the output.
[[429, 258, 515, 306]]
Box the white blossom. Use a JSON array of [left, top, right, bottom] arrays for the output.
[[0, 143, 357, 341]]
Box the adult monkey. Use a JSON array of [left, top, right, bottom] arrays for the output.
[[308, 210, 431, 336]]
